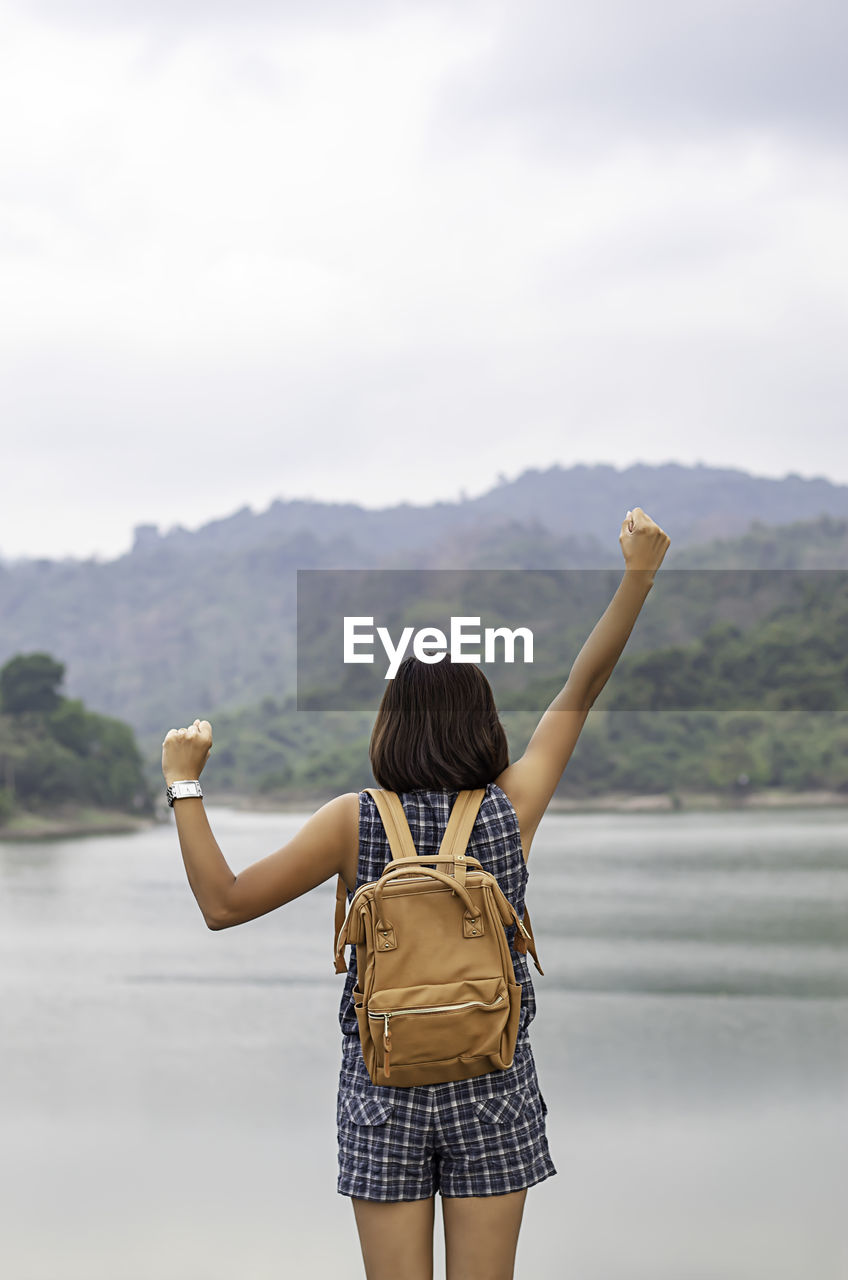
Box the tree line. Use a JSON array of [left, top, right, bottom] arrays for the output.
[[0, 653, 154, 826]]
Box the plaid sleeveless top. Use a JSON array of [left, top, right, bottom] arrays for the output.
[[337, 781, 537, 1042]]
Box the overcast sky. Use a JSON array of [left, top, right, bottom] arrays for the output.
[[2, 0, 847, 560]]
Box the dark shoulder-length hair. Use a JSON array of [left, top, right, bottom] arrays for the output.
[[368, 654, 510, 793]]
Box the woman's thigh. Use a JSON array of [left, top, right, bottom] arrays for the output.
[[442, 1188, 528, 1280], [351, 1195, 436, 1280]]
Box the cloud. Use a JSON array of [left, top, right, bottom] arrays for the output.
[[13, 0, 409, 27], [437, 0, 848, 147], [1, 1, 847, 560], [9, 0, 467, 40]]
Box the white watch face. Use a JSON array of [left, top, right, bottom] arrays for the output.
[[174, 781, 201, 798]]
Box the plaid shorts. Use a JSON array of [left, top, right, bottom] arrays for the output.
[[336, 1033, 557, 1201]]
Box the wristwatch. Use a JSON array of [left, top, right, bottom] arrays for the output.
[[166, 779, 204, 806]]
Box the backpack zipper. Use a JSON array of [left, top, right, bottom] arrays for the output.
[[370, 994, 503, 1024], [369, 994, 504, 1079]]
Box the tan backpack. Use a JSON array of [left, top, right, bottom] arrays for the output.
[[333, 787, 543, 1087]]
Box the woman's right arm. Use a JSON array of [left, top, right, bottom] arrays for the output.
[[495, 506, 670, 858]]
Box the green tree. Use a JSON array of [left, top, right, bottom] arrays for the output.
[[48, 698, 96, 754], [0, 653, 65, 715], [0, 786, 14, 825]]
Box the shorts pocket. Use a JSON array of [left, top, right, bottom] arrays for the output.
[[474, 1090, 528, 1125], [342, 1093, 394, 1127]]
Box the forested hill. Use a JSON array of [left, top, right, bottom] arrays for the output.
[[0, 462, 846, 741]]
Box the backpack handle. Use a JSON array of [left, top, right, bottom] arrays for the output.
[[373, 863, 482, 928], [370, 854, 485, 874]]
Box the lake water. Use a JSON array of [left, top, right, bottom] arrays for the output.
[[1, 805, 847, 1279]]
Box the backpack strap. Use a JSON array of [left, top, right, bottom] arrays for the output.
[[333, 875, 350, 973], [436, 791, 542, 973], [366, 788, 486, 886], [436, 788, 486, 888], [364, 789, 419, 862], [333, 788, 419, 974], [513, 902, 543, 975]]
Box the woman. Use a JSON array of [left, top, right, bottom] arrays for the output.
[[161, 506, 670, 1280]]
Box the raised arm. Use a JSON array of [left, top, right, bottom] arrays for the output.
[[162, 719, 357, 929], [495, 507, 670, 857]]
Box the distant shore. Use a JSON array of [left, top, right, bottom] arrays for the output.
[[2, 787, 845, 841], [204, 786, 848, 815], [0, 807, 155, 841]]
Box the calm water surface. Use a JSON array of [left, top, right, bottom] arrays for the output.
[[1, 805, 847, 1279]]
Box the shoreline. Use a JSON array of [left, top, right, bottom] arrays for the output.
[[0, 807, 156, 842], [3, 788, 846, 841], [205, 786, 848, 815]]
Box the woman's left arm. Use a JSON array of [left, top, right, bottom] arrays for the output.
[[162, 719, 356, 929]]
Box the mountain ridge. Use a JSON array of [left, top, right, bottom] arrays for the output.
[[121, 459, 848, 562]]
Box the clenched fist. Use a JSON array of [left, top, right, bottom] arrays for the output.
[[619, 507, 671, 572], [162, 719, 213, 786]]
